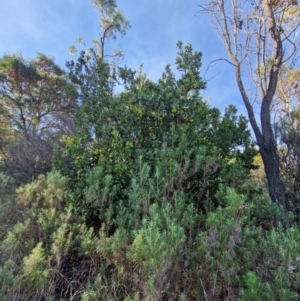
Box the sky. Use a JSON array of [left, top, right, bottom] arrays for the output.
[[0, 0, 244, 115]]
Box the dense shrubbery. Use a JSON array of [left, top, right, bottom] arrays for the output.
[[1, 40, 300, 300]]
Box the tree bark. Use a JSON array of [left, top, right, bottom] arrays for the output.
[[258, 136, 289, 228], [202, 0, 294, 227]]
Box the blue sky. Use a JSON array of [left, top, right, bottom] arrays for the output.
[[0, 0, 243, 114]]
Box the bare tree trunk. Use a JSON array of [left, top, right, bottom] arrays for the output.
[[259, 136, 289, 227], [200, 0, 300, 227], [242, 63, 290, 227]]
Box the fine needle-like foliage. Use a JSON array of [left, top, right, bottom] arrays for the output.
[[2, 1, 300, 300]]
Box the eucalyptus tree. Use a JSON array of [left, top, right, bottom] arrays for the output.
[[0, 53, 77, 182], [200, 0, 300, 226]]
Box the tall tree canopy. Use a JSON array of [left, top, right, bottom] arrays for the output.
[[0, 53, 77, 182], [3, 1, 300, 300], [0, 53, 77, 139]]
